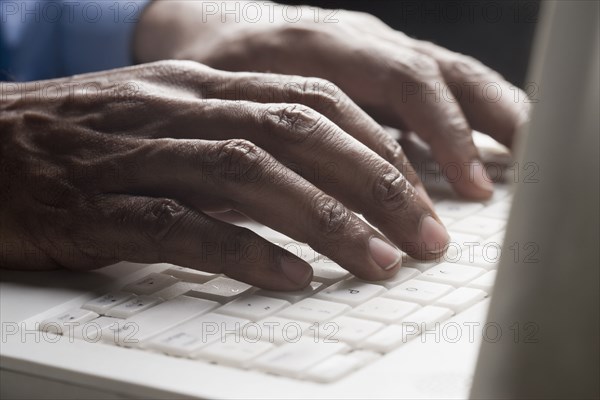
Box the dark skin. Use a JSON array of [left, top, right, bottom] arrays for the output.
[[0, 2, 528, 290]]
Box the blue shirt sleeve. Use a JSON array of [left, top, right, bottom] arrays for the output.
[[0, 0, 151, 81]]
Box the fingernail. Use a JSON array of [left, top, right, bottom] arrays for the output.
[[280, 257, 313, 286], [471, 160, 494, 192], [369, 237, 402, 270], [420, 215, 450, 254]]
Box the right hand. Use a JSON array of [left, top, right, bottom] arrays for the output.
[[0, 60, 449, 290]]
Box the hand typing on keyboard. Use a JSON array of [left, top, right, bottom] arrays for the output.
[[1, 1, 526, 291]]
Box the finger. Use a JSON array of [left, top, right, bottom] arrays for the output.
[[398, 131, 432, 167], [88, 194, 313, 290], [118, 100, 449, 260], [400, 130, 513, 183], [100, 138, 407, 280], [414, 41, 530, 148], [233, 27, 495, 199], [372, 32, 530, 149], [372, 44, 495, 200], [202, 72, 434, 205]]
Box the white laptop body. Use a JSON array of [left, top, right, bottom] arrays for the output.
[[1, 1, 598, 399]]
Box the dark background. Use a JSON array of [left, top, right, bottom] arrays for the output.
[[278, 0, 541, 88]]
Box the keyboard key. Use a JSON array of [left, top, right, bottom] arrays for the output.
[[247, 317, 311, 344], [258, 281, 324, 303], [186, 277, 254, 303], [459, 251, 499, 270], [71, 317, 121, 341], [359, 324, 407, 353], [305, 354, 362, 383], [400, 257, 439, 273], [81, 292, 135, 314], [349, 297, 420, 324], [152, 282, 206, 301], [146, 313, 250, 356], [122, 273, 179, 295], [346, 349, 381, 364], [104, 296, 218, 346], [385, 280, 453, 305], [479, 200, 512, 219], [216, 295, 290, 321], [194, 334, 275, 368], [105, 296, 162, 318], [278, 298, 351, 323], [99, 321, 139, 346], [65, 189, 511, 382], [418, 262, 485, 286], [434, 287, 487, 312], [449, 216, 505, 238], [309, 258, 350, 283], [40, 308, 99, 335], [224, 216, 287, 240], [314, 280, 385, 307], [161, 266, 217, 284], [402, 305, 454, 331], [435, 200, 484, 219], [242, 222, 294, 244], [252, 338, 349, 378], [368, 267, 421, 289], [319, 316, 383, 346], [467, 271, 497, 293], [448, 231, 481, 246], [483, 185, 512, 204]]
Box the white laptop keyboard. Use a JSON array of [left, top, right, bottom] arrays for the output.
[[37, 185, 512, 383]]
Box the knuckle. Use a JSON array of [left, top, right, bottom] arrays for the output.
[[311, 194, 352, 235], [444, 111, 473, 144], [141, 198, 191, 244], [261, 103, 326, 144], [373, 168, 416, 212], [379, 140, 414, 178], [125, 80, 155, 98], [378, 133, 405, 163], [298, 78, 343, 114], [31, 168, 79, 209], [147, 60, 217, 86], [450, 54, 503, 81], [276, 22, 322, 39], [150, 59, 202, 75], [396, 52, 441, 82], [213, 139, 267, 182]]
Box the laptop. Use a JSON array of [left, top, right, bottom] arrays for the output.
[[1, 1, 598, 398]]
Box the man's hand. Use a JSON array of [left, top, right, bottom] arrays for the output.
[[0, 61, 448, 288], [135, 1, 530, 200]]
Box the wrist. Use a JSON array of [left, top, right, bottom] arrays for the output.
[[133, 1, 313, 70]]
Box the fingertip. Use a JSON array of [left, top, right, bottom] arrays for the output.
[[419, 215, 450, 255], [471, 159, 494, 192], [452, 159, 495, 200], [279, 255, 313, 288], [454, 182, 494, 201], [368, 236, 402, 271]]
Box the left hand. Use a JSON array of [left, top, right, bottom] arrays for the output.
[[135, 0, 530, 200]]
